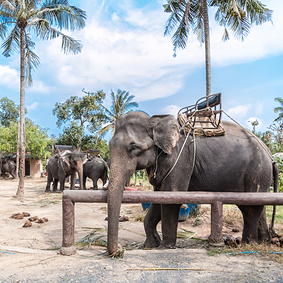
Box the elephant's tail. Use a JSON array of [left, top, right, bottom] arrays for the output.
[[269, 161, 279, 237]]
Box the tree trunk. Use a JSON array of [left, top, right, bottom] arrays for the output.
[[15, 121, 20, 180], [16, 27, 26, 199], [202, 0, 211, 97]]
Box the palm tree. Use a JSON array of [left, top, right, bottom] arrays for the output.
[[274, 97, 283, 122], [98, 89, 138, 138], [249, 119, 259, 133], [163, 0, 272, 97], [0, 0, 86, 198]]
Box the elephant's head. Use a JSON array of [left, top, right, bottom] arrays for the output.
[[61, 150, 88, 189], [107, 111, 181, 254]]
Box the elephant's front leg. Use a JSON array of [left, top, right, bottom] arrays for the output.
[[144, 204, 162, 248], [161, 204, 181, 249]]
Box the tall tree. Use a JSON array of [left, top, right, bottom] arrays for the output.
[[98, 89, 138, 138], [0, 0, 86, 198], [0, 96, 20, 127], [53, 89, 106, 149], [163, 0, 272, 97], [0, 119, 50, 159]]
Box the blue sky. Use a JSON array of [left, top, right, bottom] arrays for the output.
[[0, 0, 283, 139]]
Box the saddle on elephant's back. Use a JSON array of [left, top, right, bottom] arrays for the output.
[[178, 93, 226, 137]]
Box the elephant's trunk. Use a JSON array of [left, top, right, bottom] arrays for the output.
[[107, 157, 135, 255], [77, 166, 84, 190], [107, 175, 125, 255]]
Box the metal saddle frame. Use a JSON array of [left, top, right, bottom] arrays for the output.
[[177, 93, 222, 130]]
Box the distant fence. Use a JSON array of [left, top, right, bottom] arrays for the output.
[[59, 190, 283, 256]]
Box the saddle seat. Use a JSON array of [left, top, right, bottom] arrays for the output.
[[177, 93, 225, 137]]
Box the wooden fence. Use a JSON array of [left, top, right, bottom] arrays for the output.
[[59, 190, 283, 256]]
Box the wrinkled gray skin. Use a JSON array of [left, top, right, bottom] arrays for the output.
[[83, 156, 108, 190], [0, 159, 16, 179], [45, 150, 87, 192], [107, 111, 278, 255]]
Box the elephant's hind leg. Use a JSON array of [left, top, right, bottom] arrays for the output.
[[258, 206, 271, 243], [144, 204, 161, 248], [238, 205, 265, 243]]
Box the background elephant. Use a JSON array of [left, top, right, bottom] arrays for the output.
[[46, 150, 87, 192], [0, 159, 16, 179], [106, 111, 278, 255], [83, 155, 108, 190]]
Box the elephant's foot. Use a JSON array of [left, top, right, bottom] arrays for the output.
[[143, 232, 161, 249], [157, 242, 177, 249]]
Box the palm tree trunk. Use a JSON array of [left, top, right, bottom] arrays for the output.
[[16, 27, 26, 199], [202, 0, 211, 97]]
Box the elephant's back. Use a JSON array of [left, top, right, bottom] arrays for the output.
[[190, 121, 273, 193]]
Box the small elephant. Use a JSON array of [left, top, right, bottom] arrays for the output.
[[46, 150, 87, 192], [83, 155, 108, 190], [106, 111, 278, 255], [0, 159, 16, 179]]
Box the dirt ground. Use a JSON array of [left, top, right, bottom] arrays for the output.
[[0, 177, 283, 282]]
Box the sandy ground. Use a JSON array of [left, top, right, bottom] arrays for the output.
[[0, 177, 283, 282]]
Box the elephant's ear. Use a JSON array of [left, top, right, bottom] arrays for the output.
[[61, 156, 70, 166], [149, 115, 181, 155]]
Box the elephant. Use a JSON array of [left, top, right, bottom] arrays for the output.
[[83, 155, 108, 190], [45, 150, 87, 192], [106, 111, 278, 255], [0, 159, 16, 179]]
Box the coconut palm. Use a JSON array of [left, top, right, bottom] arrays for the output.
[[0, 0, 86, 198], [97, 89, 138, 138], [274, 97, 283, 122], [163, 0, 272, 97]]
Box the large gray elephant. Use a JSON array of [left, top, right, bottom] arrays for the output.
[[83, 156, 108, 190], [0, 159, 16, 179], [45, 150, 87, 192], [106, 111, 278, 255]]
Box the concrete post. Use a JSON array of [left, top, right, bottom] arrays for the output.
[[60, 194, 76, 255]]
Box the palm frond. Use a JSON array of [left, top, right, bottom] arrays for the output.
[[36, 1, 86, 31], [1, 24, 20, 57], [25, 33, 40, 87]]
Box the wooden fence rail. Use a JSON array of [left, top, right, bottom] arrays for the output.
[[59, 190, 283, 256]]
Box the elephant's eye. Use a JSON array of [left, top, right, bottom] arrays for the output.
[[130, 143, 139, 151], [128, 143, 141, 155]]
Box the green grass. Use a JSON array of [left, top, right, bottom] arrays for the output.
[[266, 205, 283, 224]]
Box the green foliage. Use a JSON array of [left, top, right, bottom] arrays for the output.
[[53, 90, 106, 149], [273, 156, 283, 193], [0, 120, 51, 159], [0, 97, 21, 127], [98, 89, 139, 138], [53, 90, 106, 131], [163, 0, 272, 54], [95, 139, 110, 163], [0, 0, 86, 86]]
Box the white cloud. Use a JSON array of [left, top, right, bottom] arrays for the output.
[[29, 80, 51, 93], [35, 0, 283, 104], [27, 102, 39, 111], [163, 105, 181, 117], [226, 104, 251, 119], [0, 65, 19, 88]]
